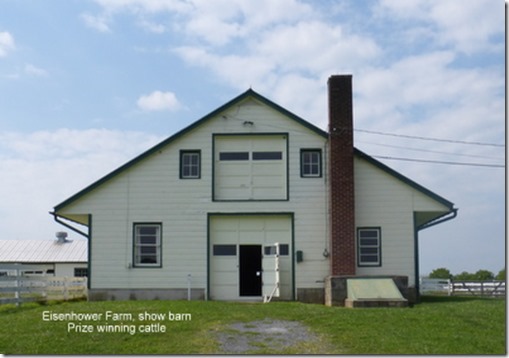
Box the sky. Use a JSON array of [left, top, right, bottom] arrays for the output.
[[0, 0, 505, 277]]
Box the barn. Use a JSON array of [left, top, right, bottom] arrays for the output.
[[0, 235, 88, 277], [51, 75, 456, 304]]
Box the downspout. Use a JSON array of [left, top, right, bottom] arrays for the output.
[[49, 212, 89, 239], [414, 208, 458, 302], [51, 212, 93, 290]]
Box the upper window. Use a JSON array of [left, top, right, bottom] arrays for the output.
[[253, 152, 283, 160], [357, 228, 381, 267], [219, 152, 249, 161], [301, 149, 322, 177], [180, 150, 201, 179], [134, 223, 162, 267]]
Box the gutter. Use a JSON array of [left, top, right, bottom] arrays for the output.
[[49, 212, 89, 239], [417, 208, 458, 231]]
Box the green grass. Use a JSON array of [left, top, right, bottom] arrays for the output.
[[0, 296, 505, 354]]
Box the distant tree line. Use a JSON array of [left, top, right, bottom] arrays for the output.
[[428, 267, 505, 281]]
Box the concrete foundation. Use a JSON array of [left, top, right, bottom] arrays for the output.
[[345, 298, 408, 308], [88, 288, 205, 301], [296, 288, 325, 304]]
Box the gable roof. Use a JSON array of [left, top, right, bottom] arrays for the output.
[[54, 89, 327, 212], [53, 88, 454, 213], [0, 240, 87, 263]]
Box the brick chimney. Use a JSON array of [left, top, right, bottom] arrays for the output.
[[328, 75, 356, 276]]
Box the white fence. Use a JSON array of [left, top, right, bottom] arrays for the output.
[[0, 265, 87, 306], [420, 278, 505, 297]]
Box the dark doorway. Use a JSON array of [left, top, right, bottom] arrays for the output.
[[239, 245, 262, 296]]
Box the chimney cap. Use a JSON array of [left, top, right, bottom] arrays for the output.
[[328, 74, 353, 87]]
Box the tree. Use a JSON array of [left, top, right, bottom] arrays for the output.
[[454, 271, 475, 281], [496, 268, 505, 281], [429, 267, 452, 279], [473, 269, 494, 281]]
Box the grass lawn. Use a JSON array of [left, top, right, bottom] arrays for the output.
[[0, 296, 505, 355]]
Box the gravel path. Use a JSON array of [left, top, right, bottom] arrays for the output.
[[216, 319, 318, 354]]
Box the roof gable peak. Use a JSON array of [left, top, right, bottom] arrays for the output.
[[54, 88, 326, 211]]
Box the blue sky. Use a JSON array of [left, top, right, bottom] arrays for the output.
[[0, 0, 505, 276]]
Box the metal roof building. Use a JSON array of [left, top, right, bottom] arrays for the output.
[[0, 239, 88, 277]]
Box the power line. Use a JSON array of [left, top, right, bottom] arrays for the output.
[[356, 140, 504, 160], [356, 128, 505, 147], [372, 155, 505, 168]]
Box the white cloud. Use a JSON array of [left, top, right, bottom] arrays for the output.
[[254, 21, 380, 75], [81, 13, 111, 32], [24, 63, 49, 77], [174, 17, 380, 126], [355, 50, 504, 139], [94, 0, 191, 13], [137, 18, 166, 33], [0, 129, 162, 240], [136, 90, 181, 111], [377, 0, 504, 54], [172, 0, 312, 45], [0, 31, 15, 57], [429, 0, 504, 54]]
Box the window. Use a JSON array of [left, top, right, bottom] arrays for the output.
[[219, 152, 249, 161], [74, 268, 88, 277], [301, 149, 322, 177], [23, 270, 44, 276], [357, 228, 381, 266], [134, 224, 162, 267], [253, 151, 283, 160], [263, 244, 289, 256], [180, 151, 201, 179], [213, 245, 237, 256]]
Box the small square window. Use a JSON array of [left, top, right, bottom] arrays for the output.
[[357, 228, 381, 267], [301, 149, 322, 177], [180, 151, 201, 179]]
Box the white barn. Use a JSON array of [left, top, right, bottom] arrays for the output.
[[0, 239, 88, 277], [51, 75, 456, 304]]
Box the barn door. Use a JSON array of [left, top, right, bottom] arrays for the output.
[[239, 245, 262, 296], [262, 243, 280, 303]]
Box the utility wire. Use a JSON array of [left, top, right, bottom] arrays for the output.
[[222, 114, 505, 167], [372, 155, 505, 168], [356, 128, 505, 147], [356, 140, 504, 160]]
